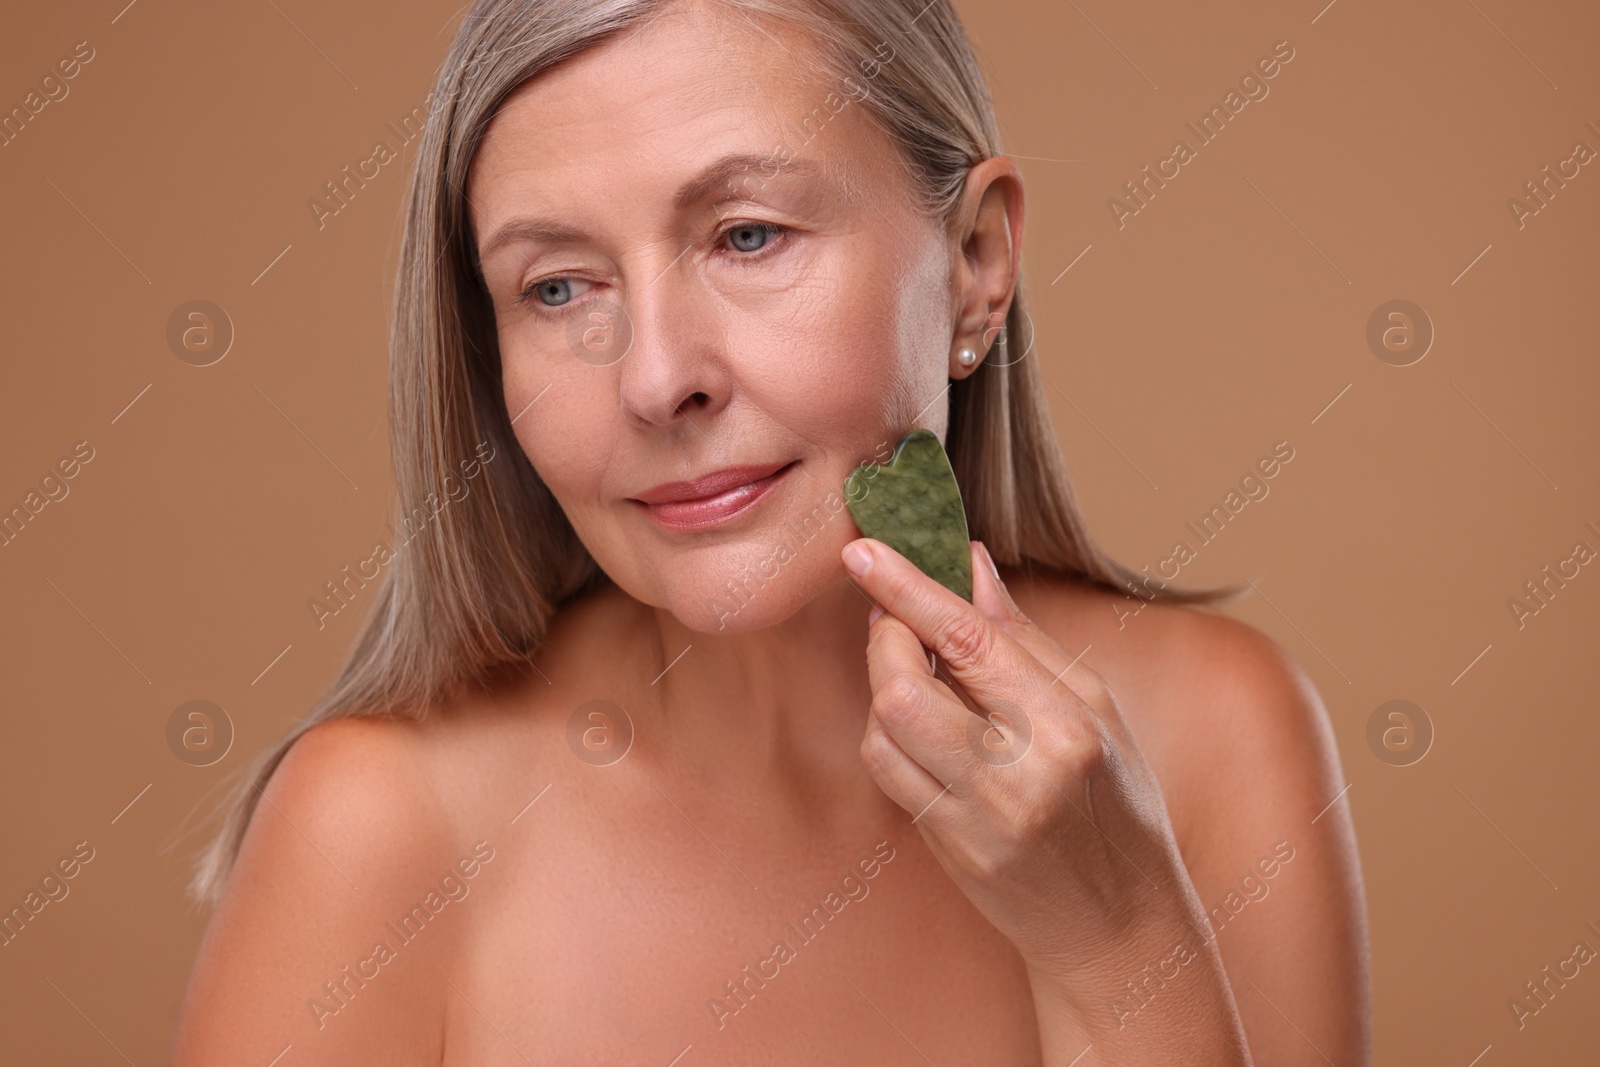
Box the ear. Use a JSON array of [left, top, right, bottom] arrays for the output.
[[948, 156, 1025, 357]]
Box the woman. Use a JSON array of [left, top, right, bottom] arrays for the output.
[[171, 0, 1369, 1062]]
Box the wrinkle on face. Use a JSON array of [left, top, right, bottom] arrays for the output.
[[466, 0, 956, 633]]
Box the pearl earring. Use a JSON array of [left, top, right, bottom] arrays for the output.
[[957, 347, 978, 368]]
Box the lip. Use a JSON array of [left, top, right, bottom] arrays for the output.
[[630, 460, 798, 530]]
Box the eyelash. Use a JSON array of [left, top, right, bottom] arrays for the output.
[[514, 221, 792, 314]]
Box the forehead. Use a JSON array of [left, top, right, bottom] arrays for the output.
[[465, 3, 898, 237]]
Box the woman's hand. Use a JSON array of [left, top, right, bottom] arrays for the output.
[[841, 536, 1251, 1061]]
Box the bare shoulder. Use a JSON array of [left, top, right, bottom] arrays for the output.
[[274, 714, 448, 824], [1005, 570, 1343, 828], [170, 715, 460, 1064], [171, 584, 648, 1063], [239, 713, 468, 882]]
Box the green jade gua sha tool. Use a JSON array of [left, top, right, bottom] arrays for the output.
[[842, 428, 973, 602]]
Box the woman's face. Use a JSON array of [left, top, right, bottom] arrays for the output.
[[467, 1, 961, 633]]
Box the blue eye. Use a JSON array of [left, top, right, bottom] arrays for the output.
[[513, 223, 788, 315], [516, 276, 593, 310], [726, 223, 776, 252], [528, 279, 572, 306]]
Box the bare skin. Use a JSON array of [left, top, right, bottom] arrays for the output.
[[169, 575, 1366, 1065], [170, 2, 1368, 1063]]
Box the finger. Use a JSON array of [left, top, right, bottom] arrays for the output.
[[972, 538, 1091, 688], [843, 537, 1059, 716], [858, 700, 951, 819], [971, 541, 1111, 715], [863, 594, 931, 696], [863, 608, 985, 790]]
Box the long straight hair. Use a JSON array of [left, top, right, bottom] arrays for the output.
[[187, 0, 1244, 906]]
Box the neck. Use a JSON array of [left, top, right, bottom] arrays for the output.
[[630, 574, 889, 814]]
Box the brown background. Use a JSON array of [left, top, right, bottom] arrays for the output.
[[2, 0, 1596, 1062]]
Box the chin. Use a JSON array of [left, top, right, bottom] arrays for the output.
[[652, 552, 846, 635], [600, 486, 862, 632]]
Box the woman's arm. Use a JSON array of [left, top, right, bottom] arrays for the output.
[[1149, 613, 1372, 1065], [1022, 610, 1370, 1064], [169, 717, 459, 1065]]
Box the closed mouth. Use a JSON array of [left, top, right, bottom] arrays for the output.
[[630, 460, 799, 529]]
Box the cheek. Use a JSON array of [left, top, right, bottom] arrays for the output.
[[741, 310, 891, 440], [486, 223, 952, 628], [718, 239, 946, 447], [892, 246, 956, 414], [500, 351, 614, 515]]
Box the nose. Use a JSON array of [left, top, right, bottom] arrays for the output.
[[615, 254, 733, 430]]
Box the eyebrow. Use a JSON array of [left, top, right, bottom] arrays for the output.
[[477, 151, 822, 261]]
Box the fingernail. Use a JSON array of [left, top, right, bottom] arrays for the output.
[[843, 541, 874, 578], [868, 603, 885, 625], [981, 541, 1000, 582]]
